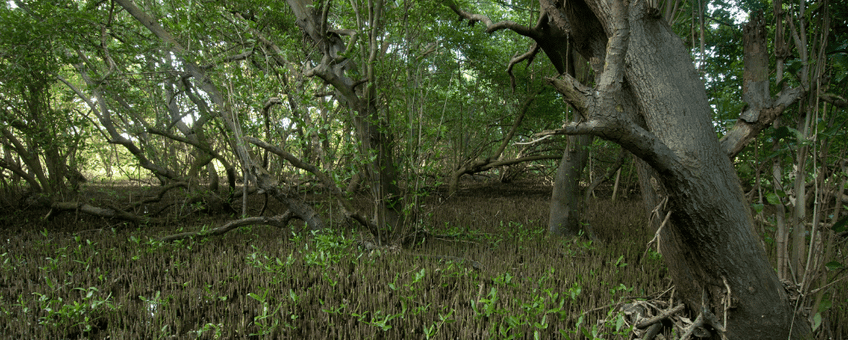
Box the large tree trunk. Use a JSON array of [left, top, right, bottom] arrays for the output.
[[548, 133, 591, 236], [537, 0, 810, 338], [447, 1, 810, 335]]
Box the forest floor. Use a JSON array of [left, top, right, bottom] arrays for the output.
[[0, 178, 842, 339]]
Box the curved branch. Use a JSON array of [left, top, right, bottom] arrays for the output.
[[247, 136, 379, 233], [127, 181, 188, 211], [0, 157, 41, 190], [444, 0, 539, 38], [159, 212, 295, 242], [507, 43, 541, 91], [59, 71, 180, 181], [246, 137, 333, 189], [536, 119, 676, 176]]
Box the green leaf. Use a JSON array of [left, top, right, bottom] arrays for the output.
[[812, 313, 821, 331], [751, 203, 764, 214], [831, 216, 848, 233], [818, 298, 832, 312], [766, 192, 781, 205], [805, 2, 823, 18], [824, 261, 843, 271]]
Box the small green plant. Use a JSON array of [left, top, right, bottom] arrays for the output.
[[34, 287, 118, 335], [248, 287, 282, 336], [245, 247, 294, 284], [361, 310, 403, 331], [424, 308, 455, 339], [493, 272, 516, 287], [189, 322, 223, 339], [472, 287, 503, 318]]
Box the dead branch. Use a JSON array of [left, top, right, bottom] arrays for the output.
[[636, 303, 685, 329], [246, 136, 379, 233], [159, 212, 295, 242], [47, 201, 163, 225], [126, 181, 188, 211]]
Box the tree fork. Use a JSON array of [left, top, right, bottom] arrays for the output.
[[537, 0, 811, 337]]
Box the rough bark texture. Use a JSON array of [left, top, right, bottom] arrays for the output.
[[718, 13, 803, 158], [536, 0, 810, 338], [547, 49, 595, 237]]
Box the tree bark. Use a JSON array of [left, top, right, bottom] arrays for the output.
[[535, 0, 810, 337], [549, 133, 592, 237]]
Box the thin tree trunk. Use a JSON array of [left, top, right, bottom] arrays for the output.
[[549, 133, 592, 237], [611, 167, 622, 202]]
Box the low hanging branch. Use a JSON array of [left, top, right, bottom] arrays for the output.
[[159, 212, 295, 242], [126, 181, 188, 211], [448, 92, 560, 193], [246, 136, 379, 234]]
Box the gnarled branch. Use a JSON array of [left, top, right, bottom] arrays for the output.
[[444, 0, 539, 37], [160, 212, 295, 242]]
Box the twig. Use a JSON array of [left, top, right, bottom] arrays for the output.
[[722, 276, 731, 330], [514, 135, 552, 145], [636, 303, 685, 329], [641, 209, 671, 266], [810, 275, 848, 295]]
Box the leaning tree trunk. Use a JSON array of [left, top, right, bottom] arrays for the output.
[[538, 0, 810, 338]]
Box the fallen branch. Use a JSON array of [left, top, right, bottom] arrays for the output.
[[127, 181, 188, 211], [248, 136, 379, 233], [636, 303, 685, 329], [47, 201, 162, 225], [159, 212, 295, 242]]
